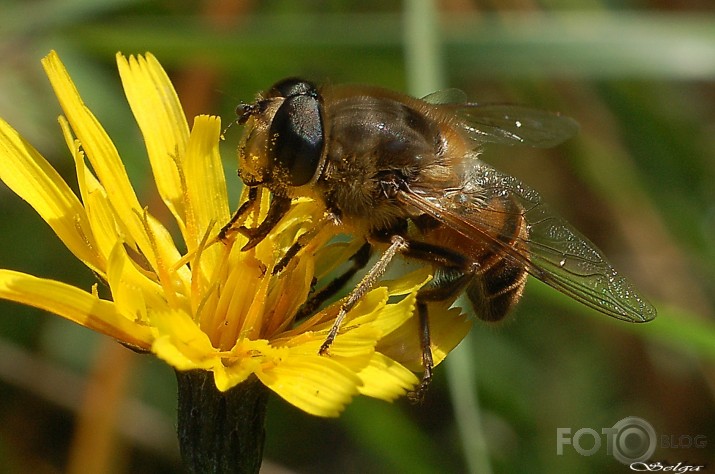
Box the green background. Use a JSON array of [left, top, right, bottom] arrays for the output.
[[0, 1, 713, 473]]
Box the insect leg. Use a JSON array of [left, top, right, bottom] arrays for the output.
[[238, 194, 292, 251], [294, 242, 372, 320], [319, 235, 407, 355], [414, 301, 433, 400], [218, 186, 258, 242], [272, 211, 343, 275], [399, 240, 474, 398], [410, 272, 471, 401]]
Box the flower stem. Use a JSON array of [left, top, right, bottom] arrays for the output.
[[176, 370, 270, 474]]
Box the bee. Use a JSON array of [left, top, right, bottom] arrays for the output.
[[222, 78, 656, 392]]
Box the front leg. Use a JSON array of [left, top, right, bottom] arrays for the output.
[[219, 187, 292, 251], [238, 194, 292, 251], [219, 186, 258, 242]]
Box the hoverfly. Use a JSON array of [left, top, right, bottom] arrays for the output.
[[221, 78, 656, 392]]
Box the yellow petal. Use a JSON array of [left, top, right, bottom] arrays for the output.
[[422, 305, 472, 366], [357, 353, 418, 400], [312, 239, 364, 281], [348, 267, 432, 336], [41, 51, 157, 270], [140, 209, 191, 303], [183, 115, 229, 265], [287, 285, 387, 338], [0, 118, 103, 273], [352, 289, 416, 338], [381, 266, 433, 296], [378, 304, 472, 371], [213, 339, 281, 391], [212, 361, 261, 391], [262, 245, 315, 336], [153, 335, 210, 371], [151, 308, 217, 371], [59, 116, 119, 266], [0, 269, 152, 349], [258, 353, 362, 417], [105, 241, 166, 324], [116, 53, 189, 229], [280, 323, 379, 365]]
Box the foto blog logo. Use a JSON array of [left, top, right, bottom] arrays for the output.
[[557, 416, 664, 464]]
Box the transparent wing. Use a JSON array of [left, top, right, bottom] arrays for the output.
[[398, 161, 656, 322], [422, 88, 468, 105], [422, 88, 579, 148], [453, 104, 580, 148]]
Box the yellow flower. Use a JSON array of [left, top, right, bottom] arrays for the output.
[[0, 51, 472, 417]]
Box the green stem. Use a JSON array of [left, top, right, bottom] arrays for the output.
[[176, 370, 270, 474]]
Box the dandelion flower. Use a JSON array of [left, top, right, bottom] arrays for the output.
[[0, 51, 472, 471]]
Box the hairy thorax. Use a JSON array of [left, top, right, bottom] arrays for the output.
[[317, 90, 469, 233]]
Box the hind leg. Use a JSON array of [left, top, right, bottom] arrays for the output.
[[411, 272, 471, 401]]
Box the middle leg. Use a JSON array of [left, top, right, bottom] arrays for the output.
[[319, 235, 408, 355]]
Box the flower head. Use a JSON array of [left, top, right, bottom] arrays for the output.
[[0, 51, 471, 416]]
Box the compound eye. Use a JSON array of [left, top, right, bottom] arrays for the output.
[[268, 86, 324, 186], [268, 77, 317, 99]]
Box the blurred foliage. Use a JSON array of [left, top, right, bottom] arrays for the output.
[[0, 1, 714, 473]]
